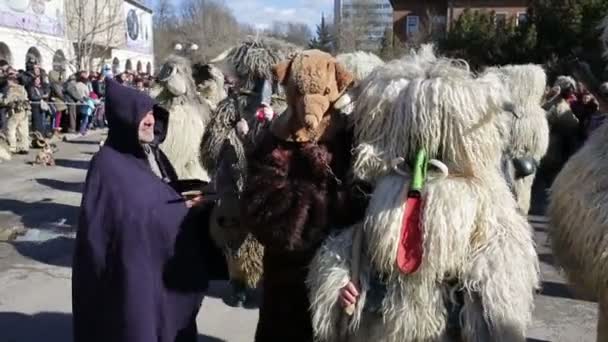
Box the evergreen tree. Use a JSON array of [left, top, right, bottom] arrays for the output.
[[309, 14, 334, 52], [439, 1, 608, 73]]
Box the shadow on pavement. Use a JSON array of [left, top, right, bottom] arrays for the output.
[[527, 339, 551, 342], [12, 237, 74, 268], [0, 311, 73, 342], [0, 311, 227, 342], [0, 198, 78, 267], [36, 178, 84, 194], [0, 199, 78, 229], [540, 280, 595, 303], [64, 139, 101, 145], [199, 334, 226, 342], [54, 159, 90, 170], [538, 253, 554, 265]]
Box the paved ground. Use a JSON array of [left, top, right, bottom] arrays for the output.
[[0, 130, 598, 342]]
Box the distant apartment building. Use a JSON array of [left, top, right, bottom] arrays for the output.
[[334, 0, 393, 50], [389, 0, 528, 42]]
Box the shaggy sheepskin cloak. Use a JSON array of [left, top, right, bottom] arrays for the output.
[[307, 47, 539, 342], [72, 79, 226, 342], [241, 128, 368, 342]]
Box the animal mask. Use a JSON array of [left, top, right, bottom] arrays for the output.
[[157, 55, 195, 97], [270, 49, 354, 143]]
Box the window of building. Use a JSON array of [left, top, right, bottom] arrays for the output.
[[494, 13, 507, 28], [406, 15, 419, 36], [517, 12, 528, 26]]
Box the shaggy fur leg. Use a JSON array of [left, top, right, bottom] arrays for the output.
[[514, 176, 535, 215], [308, 227, 370, 341], [463, 188, 539, 342], [223, 253, 259, 308], [460, 292, 491, 342]]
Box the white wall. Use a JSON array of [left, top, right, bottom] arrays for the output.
[[0, 26, 75, 73], [111, 48, 154, 74]]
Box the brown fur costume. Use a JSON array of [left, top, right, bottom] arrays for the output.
[[200, 38, 302, 307], [241, 50, 367, 342]]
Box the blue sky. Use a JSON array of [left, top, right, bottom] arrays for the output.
[[164, 0, 332, 30]]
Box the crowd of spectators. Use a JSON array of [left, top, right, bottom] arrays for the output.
[[0, 57, 154, 147]]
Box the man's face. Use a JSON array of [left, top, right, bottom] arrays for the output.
[[138, 111, 155, 144]]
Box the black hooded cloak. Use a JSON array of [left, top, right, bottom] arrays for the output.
[[72, 79, 226, 342]]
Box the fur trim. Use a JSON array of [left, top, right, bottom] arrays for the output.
[[482, 64, 550, 213], [156, 55, 209, 109], [242, 133, 332, 251], [336, 51, 385, 82], [309, 172, 539, 342], [195, 63, 227, 108], [200, 97, 246, 175], [0, 133, 11, 162], [159, 102, 210, 181], [548, 121, 608, 300], [352, 44, 510, 183], [212, 37, 301, 90], [156, 55, 211, 181], [308, 45, 539, 342], [0, 145, 10, 161], [209, 203, 263, 288]]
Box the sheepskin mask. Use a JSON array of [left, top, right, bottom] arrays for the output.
[[270, 49, 354, 143], [158, 61, 188, 96]]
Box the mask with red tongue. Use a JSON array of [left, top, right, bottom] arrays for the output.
[[396, 150, 427, 274]]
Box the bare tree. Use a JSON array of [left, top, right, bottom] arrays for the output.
[[177, 0, 244, 62], [153, 0, 180, 62], [65, 0, 124, 71], [267, 21, 312, 47], [17, 0, 123, 72]]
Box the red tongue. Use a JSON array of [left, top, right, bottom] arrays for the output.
[[396, 195, 423, 274]]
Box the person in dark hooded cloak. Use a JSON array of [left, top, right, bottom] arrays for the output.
[[72, 78, 227, 342]]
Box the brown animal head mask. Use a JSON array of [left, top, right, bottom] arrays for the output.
[[270, 49, 354, 143]]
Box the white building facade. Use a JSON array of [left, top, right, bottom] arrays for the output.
[[0, 0, 154, 75], [0, 0, 73, 73], [110, 0, 154, 75]]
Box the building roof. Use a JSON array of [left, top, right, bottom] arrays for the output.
[[124, 0, 153, 13]]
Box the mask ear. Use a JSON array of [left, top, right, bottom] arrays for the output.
[[273, 60, 291, 85], [334, 61, 354, 93]]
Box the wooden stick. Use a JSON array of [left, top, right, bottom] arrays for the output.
[[339, 224, 364, 342], [344, 224, 363, 316]]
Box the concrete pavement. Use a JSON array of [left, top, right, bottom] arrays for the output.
[[0, 130, 598, 342]]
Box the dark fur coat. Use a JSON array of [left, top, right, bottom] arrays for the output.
[[241, 129, 369, 342]]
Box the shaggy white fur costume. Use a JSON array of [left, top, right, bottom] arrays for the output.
[[0, 136, 10, 162], [482, 65, 550, 213], [548, 121, 608, 341], [336, 51, 384, 83], [548, 16, 608, 341], [156, 55, 211, 181], [193, 63, 227, 110], [307, 46, 540, 342], [335, 51, 385, 116]]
